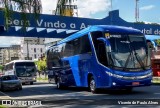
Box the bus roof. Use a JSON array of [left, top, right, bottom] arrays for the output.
[[5, 60, 34, 65], [52, 25, 142, 46]]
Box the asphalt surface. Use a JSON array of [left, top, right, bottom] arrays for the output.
[[1, 82, 160, 108]]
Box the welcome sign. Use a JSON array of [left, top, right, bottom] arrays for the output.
[[0, 10, 160, 38]]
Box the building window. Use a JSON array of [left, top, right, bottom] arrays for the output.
[[34, 48, 36, 53], [34, 54, 37, 58], [40, 48, 43, 53]]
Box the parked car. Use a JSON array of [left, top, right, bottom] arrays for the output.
[[0, 75, 22, 91]]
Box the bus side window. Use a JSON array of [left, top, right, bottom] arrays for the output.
[[98, 43, 108, 66], [63, 42, 74, 57], [91, 31, 108, 66], [79, 35, 92, 54]]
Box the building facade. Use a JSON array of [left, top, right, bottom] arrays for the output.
[[0, 45, 21, 64], [0, 47, 6, 65], [20, 37, 46, 60]]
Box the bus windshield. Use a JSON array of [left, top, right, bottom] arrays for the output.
[[108, 34, 151, 71], [16, 67, 35, 77], [15, 62, 36, 77]]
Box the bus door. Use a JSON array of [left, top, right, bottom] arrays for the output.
[[95, 37, 111, 87]]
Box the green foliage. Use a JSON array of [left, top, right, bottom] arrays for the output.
[[134, 21, 160, 25], [0, 65, 4, 71], [36, 57, 47, 72], [0, 0, 42, 29], [37, 77, 48, 81], [0, 105, 7, 108], [134, 21, 145, 24], [155, 39, 160, 46]]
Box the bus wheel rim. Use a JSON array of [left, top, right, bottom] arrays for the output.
[[90, 79, 95, 91], [57, 80, 60, 88]]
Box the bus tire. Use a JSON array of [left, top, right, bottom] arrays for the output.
[[18, 86, 22, 90], [125, 87, 133, 92], [1, 86, 5, 92], [89, 76, 97, 93], [30, 82, 33, 85]]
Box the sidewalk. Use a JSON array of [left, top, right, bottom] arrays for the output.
[[0, 91, 11, 99]]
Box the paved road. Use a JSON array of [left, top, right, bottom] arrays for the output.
[[1, 82, 160, 108]]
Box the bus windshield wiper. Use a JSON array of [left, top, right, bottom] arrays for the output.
[[128, 36, 145, 70], [132, 48, 145, 70], [123, 52, 132, 71]]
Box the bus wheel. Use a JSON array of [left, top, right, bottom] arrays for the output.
[[1, 86, 5, 92], [125, 87, 133, 92], [89, 76, 97, 93]]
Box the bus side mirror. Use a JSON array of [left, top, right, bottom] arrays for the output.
[[97, 37, 111, 52]]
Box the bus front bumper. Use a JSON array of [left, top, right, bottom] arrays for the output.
[[97, 71, 152, 89], [109, 77, 152, 89]]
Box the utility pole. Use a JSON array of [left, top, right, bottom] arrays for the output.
[[110, 0, 112, 11], [26, 40, 32, 60], [135, 0, 139, 22], [26, 40, 29, 60]]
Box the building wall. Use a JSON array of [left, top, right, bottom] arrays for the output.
[[21, 37, 45, 60], [22, 37, 45, 45], [0, 45, 21, 64], [0, 49, 3, 65], [20, 44, 45, 60]]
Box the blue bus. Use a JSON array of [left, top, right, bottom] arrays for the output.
[[46, 25, 152, 93]]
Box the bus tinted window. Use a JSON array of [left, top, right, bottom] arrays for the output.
[[63, 35, 91, 57], [4, 63, 14, 71], [15, 62, 35, 66], [64, 41, 74, 57], [79, 35, 92, 54]]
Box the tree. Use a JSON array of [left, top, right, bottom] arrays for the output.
[[0, 65, 4, 72], [55, 0, 73, 16], [0, 0, 42, 28], [36, 56, 47, 78], [155, 39, 160, 46]]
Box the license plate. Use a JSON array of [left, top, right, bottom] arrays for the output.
[[132, 82, 139, 86]]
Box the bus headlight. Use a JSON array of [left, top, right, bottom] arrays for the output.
[[106, 71, 152, 80], [113, 74, 123, 78], [106, 71, 113, 76], [106, 71, 123, 78]]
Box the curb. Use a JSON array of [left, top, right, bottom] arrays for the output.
[[152, 83, 160, 85], [0, 91, 11, 99], [36, 80, 48, 83]]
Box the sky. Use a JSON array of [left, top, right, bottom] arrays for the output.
[[1, 0, 160, 46]]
